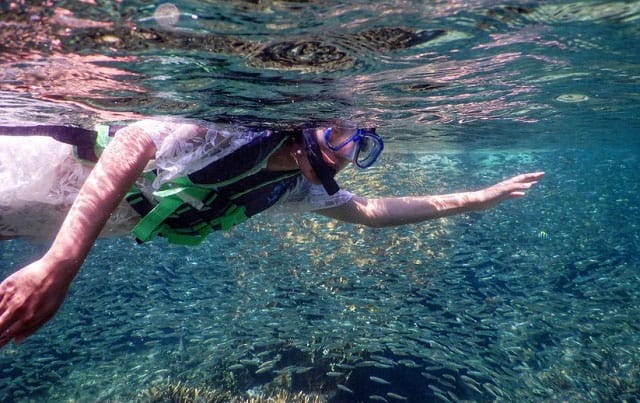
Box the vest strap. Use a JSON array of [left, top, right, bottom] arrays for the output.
[[130, 182, 211, 243], [211, 205, 247, 231], [131, 196, 183, 242], [126, 128, 296, 244], [94, 124, 111, 160], [163, 224, 213, 246], [129, 179, 251, 244]]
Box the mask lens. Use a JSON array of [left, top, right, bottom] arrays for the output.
[[359, 136, 375, 155], [355, 136, 382, 168]]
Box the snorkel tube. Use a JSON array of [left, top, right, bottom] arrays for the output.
[[302, 128, 340, 195]]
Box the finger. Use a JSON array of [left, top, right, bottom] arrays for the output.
[[523, 172, 545, 181], [14, 324, 40, 345], [0, 317, 28, 347], [0, 306, 25, 341], [511, 172, 544, 183], [14, 334, 29, 345], [0, 307, 15, 332], [12, 315, 49, 344], [1, 316, 47, 348], [0, 297, 8, 315], [0, 317, 19, 348], [510, 182, 535, 192]]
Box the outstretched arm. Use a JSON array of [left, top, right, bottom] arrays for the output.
[[318, 172, 544, 227], [0, 126, 157, 348]]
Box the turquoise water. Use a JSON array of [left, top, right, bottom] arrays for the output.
[[1, 1, 639, 402]]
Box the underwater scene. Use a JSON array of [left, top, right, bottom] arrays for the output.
[[1, 0, 639, 402]]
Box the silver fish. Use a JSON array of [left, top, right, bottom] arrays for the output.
[[442, 373, 456, 383], [386, 392, 408, 401], [462, 380, 482, 395], [255, 365, 273, 374], [294, 366, 313, 374], [398, 359, 421, 368], [357, 361, 381, 367], [370, 376, 391, 385], [460, 375, 480, 387], [337, 384, 354, 394], [421, 372, 438, 380]]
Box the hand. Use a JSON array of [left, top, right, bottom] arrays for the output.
[[0, 259, 73, 348], [474, 172, 545, 210]]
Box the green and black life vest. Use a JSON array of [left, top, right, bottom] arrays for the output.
[[112, 126, 303, 245]]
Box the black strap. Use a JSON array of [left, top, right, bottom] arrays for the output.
[[0, 125, 99, 162], [302, 128, 339, 195]]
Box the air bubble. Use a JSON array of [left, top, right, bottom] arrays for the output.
[[555, 93, 589, 103], [153, 3, 180, 27]]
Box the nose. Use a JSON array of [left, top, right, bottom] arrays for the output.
[[334, 141, 358, 161]]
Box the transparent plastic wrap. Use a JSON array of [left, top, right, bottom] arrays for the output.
[[0, 135, 139, 239], [266, 181, 354, 215], [129, 119, 260, 189], [0, 136, 75, 203]]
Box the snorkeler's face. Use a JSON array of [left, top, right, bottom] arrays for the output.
[[295, 129, 343, 185], [313, 127, 352, 171], [289, 128, 342, 195], [298, 126, 381, 195]]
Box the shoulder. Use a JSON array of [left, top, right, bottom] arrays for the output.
[[125, 118, 208, 147]]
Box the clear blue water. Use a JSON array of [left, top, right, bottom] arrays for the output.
[[1, 1, 639, 402]]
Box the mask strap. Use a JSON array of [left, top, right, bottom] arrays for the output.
[[302, 129, 340, 195]]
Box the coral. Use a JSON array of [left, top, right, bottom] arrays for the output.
[[139, 379, 232, 403], [138, 379, 326, 403]]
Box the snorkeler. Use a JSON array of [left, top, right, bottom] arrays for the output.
[[0, 120, 543, 347]]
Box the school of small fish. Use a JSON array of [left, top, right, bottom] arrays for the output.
[[1, 150, 639, 402]]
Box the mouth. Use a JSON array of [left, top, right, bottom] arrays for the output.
[[320, 149, 342, 171]]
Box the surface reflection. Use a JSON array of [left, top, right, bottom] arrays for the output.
[[0, 1, 637, 144]]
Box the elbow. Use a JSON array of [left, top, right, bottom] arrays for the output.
[[349, 197, 398, 228], [113, 125, 157, 160]]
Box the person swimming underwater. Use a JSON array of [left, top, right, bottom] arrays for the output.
[[0, 119, 543, 347]]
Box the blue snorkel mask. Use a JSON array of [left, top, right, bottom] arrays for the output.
[[324, 127, 384, 169], [302, 127, 384, 195]]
